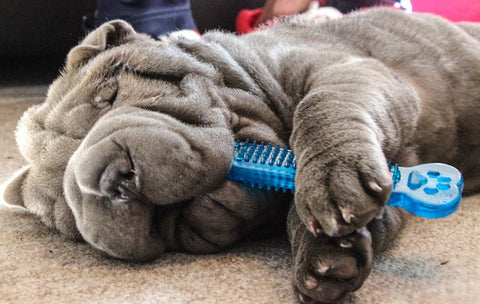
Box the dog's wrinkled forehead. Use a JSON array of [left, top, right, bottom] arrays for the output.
[[66, 20, 217, 86], [42, 21, 226, 137]]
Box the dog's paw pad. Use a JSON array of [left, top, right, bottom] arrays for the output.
[[293, 230, 373, 303]]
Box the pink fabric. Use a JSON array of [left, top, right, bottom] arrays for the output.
[[412, 0, 480, 22]]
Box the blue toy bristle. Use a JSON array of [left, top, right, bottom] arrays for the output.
[[226, 140, 296, 192], [391, 164, 401, 189]]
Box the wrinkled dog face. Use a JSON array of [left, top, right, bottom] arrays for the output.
[[7, 21, 288, 261], [65, 107, 234, 260], [64, 29, 235, 259]]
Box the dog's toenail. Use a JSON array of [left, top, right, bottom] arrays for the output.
[[309, 220, 322, 237], [341, 208, 355, 224], [368, 179, 392, 203], [328, 218, 340, 235], [304, 275, 318, 289], [368, 180, 383, 192], [298, 293, 306, 303], [339, 240, 353, 248], [317, 261, 330, 275]]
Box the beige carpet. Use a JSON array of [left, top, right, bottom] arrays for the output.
[[1, 85, 479, 304]]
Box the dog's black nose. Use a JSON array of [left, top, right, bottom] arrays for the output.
[[99, 156, 138, 203]]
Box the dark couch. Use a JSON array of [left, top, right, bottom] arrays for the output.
[[0, 0, 264, 85], [0, 0, 264, 57]]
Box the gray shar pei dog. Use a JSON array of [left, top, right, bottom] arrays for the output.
[[4, 8, 480, 304]]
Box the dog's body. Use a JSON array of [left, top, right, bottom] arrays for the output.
[[4, 8, 480, 303]]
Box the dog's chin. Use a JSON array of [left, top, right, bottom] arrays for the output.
[[62, 171, 165, 261], [63, 177, 234, 261]]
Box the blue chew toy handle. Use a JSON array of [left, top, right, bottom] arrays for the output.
[[226, 141, 463, 219], [387, 163, 463, 219]]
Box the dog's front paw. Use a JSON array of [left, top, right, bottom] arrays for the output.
[[293, 227, 373, 304], [295, 154, 392, 237]]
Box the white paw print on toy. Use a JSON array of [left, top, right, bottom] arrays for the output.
[[389, 163, 463, 218]]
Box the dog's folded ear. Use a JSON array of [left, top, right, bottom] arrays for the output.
[[67, 20, 136, 69], [2, 166, 30, 208]]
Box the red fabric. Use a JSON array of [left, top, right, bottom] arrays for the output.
[[411, 0, 480, 22], [236, 8, 264, 34]]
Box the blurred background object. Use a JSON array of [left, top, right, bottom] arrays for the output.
[[0, 0, 264, 85], [1, 0, 479, 86]]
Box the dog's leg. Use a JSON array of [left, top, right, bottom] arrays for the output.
[[288, 59, 422, 302], [290, 59, 421, 238], [288, 203, 407, 303]]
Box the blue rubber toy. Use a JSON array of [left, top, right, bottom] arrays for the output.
[[226, 140, 464, 219]]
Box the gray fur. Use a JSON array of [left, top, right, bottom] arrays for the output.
[[4, 8, 480, 303]]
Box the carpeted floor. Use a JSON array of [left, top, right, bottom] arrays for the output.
[[0, 70, 479, 304]]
